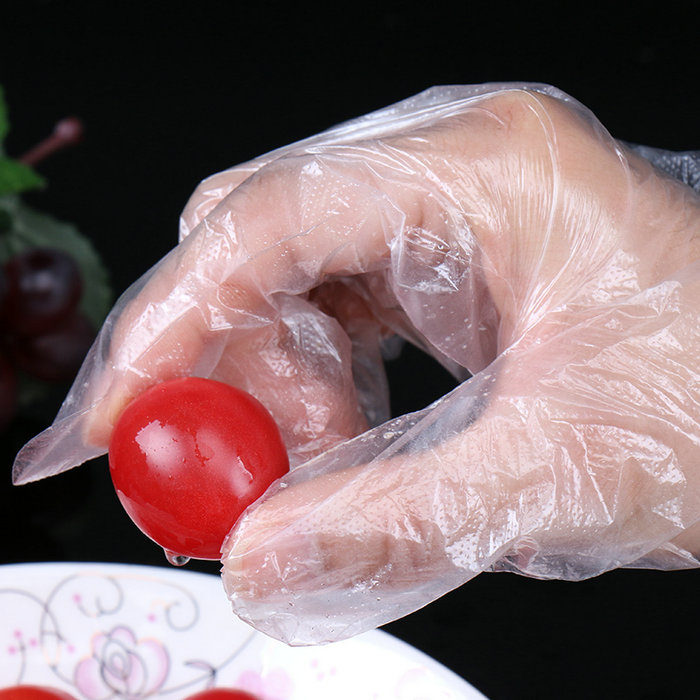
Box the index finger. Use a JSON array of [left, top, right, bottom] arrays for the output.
[[12, 148, 420, 484]]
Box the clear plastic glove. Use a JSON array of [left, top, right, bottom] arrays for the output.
[[13, 83, 700, 645]]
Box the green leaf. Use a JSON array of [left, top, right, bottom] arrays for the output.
[[0, 86, 44, 194], [0, 84, 8, 147], [0, 156, 45, 196], [0, 195, 112, 328]]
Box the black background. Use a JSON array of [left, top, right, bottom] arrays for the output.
[[2, 2, 700, 698]]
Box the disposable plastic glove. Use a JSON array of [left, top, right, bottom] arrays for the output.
[[12, 84, 700, 645]]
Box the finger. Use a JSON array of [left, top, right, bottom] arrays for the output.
[[175, 80, 494, 244], [13, 85, 664, 485], [220, 363, 531, 645], [221, 276, 700, 644], [13, 86, 578, 484], [92, 150, 409, 421], [12, 148, 425, 483], [309, 281, 394, 427], [179, 160, 268, 241], [174, 81, 512, 242], [205, 293, 374, 465]]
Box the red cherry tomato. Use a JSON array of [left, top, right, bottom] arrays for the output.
[[185, 689, 260, 700], [0, 687, 78, 700], [109, 377, 289, 560]]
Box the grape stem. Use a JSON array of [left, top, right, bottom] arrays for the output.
[[19, 117, 84, 166]]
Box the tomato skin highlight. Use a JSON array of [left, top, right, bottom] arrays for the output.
[[0, 686, 78, 700], [109, 377, 290, 560], [185, 689, 261, 700]]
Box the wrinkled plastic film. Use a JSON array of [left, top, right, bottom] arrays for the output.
[[15, 82, 567, 483], [223, 266, 700, 643], [11, 84, 700, 647], [628, 144, 700, 193]]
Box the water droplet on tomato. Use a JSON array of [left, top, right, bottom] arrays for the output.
[[164, 549, 190, 566]]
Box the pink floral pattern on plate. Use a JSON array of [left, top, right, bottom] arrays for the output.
[[75, 626, 170, 699], [0, 563, 484, 700]]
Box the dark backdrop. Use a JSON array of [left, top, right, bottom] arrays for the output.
[[2, 3, 699, 698]]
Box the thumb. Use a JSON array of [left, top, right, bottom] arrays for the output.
[[221, 368, 510, 645], [221, 293, 700, 645]]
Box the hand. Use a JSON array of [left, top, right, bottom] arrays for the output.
[[14, 84, 700, 645]]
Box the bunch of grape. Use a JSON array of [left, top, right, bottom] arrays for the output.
[[0, 247, 95, 431]]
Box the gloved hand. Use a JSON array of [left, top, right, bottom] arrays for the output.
[[13, 83, 700, 645]]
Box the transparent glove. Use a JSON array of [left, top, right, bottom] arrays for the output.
[[13, 83, 700, 645]]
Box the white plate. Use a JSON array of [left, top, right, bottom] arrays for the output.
[[0, 562, 486, 699]]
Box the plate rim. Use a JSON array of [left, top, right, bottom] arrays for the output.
[[0, 560, 486, 699]]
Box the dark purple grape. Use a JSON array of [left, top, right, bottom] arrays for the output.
[[13, 311, 95, 382], [3, 248, 82, 336], [0, 353, 18, 431]]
